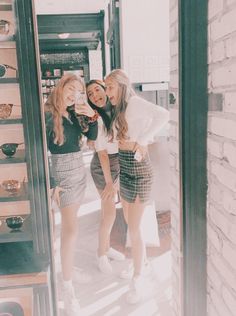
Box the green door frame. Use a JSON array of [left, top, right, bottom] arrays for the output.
[[179, 1, 208, 315]]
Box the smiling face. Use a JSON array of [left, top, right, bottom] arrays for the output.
[[104, 78, 120, 106], [87, 83, 107, 108], [63, 80, 84, 108]]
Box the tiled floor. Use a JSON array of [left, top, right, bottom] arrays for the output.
[[53, 151, 173, 316]]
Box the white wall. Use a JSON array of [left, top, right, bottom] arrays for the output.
[[207, 2, 236, 316], [88, 50, 103, 80], [119, 0, 170, 83]]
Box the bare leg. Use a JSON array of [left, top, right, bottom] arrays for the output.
[[121, 196, 147, 268], [127, 196, 146, 277], [98, 195, 116, 257], [60, 203, 80, 281], [121, 197, 129, 224]]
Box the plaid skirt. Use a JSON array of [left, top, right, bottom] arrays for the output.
[[119, 150, 154, 203], [50, 151, 86, 208], [90, 152, 119, 191]]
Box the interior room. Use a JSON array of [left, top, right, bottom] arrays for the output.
[[2, 1, 236, 316], [0, 0, 172, 315]]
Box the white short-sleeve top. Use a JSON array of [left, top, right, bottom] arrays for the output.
[[118, 95, 169, 146], [94, 117, 118, 154]]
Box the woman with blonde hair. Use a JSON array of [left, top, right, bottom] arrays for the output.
[[45, 73, 98, 315], [105, 69, 169, 304], [86, 79, 125, 274]]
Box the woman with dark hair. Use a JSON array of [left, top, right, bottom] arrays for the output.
[[86, 80, 125, 274], [105, 69, 169, 304], [45, 73, 98, 315]]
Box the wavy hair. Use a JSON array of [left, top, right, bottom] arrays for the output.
[[44, 74, 84, 145], [105, 69, 135, 141]]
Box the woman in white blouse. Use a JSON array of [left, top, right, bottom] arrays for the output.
[[105, 69, 169, 304], [86, 80, 125, 274]]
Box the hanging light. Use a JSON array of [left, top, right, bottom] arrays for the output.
[[57, 33, 70, 39]]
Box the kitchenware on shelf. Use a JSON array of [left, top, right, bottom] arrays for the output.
[[0, 103, 21, 119], [1, 179, 21, 195], [0, 19, 11, 35], [0, 142, 24, 157], [0, 64, 17, 78], [5, 216, 24, 231]]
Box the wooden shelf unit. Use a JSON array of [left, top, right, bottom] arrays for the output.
[[0, 1, 57, 315]]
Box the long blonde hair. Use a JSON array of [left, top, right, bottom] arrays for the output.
[[105, 69, 135, 141], [45, 74, 84, 145]]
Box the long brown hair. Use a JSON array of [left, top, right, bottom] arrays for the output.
[[45, 74, 84, 145], [105, 69, 135, 141], [86, 79, 112, 132]]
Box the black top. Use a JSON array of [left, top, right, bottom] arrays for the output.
[[45, 109, 98, 155]]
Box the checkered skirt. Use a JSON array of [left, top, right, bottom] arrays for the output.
[[50, 151, 86, 208], [90, 152, 119, 191], [119, 150, 154, 203]]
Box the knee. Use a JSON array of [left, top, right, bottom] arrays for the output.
[[62, 223, 78, 240], [128, 225, 141, 242]]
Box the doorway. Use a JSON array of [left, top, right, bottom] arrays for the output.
[[34, 1, 173, 315]]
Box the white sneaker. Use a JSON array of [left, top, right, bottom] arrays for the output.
[[73, 267, 92, 284], [126, 276, 144, 304], [62, 281, 80, 316], [107, 247, 125, 261], [97, 255, 113, 274], [120, 261, 151, 280]]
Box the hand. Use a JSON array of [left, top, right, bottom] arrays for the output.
[[87, 139, 95, 150], [50, 186, 64, 207], [101, 182, 117, 200], [133, 143, 148, 161], [74, 102, 95, 117]]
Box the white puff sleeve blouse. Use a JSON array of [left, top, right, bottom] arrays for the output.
[[94, 117, 118, 154], [124, 95, 169, 146]]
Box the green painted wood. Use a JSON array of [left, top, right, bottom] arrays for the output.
[[179, 0, 208, 315], [37, 12, 104, 34], [0, 241, 49, 275]]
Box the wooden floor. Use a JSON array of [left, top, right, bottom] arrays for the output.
[[53, 153, 173, 316]]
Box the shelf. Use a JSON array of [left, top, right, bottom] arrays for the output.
[[0, 241, 50, 275], [0, 149, 25, 164], [0, 182, 29, 202], [0, 117, 22, 124], [0, 78, 19, 84], [0, 271, 48, 288], [42, 76, 61, 79], [0, 4, 12, 11], [0, 36, 16, 45], [0, 216, 32, 243]]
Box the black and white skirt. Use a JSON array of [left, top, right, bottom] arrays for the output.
[[90, 152, 119, 191], [119, 150, 154, 203], [51, 151, 86, 208]]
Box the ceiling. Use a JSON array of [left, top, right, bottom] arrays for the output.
[[37, 12, 105, 51]]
